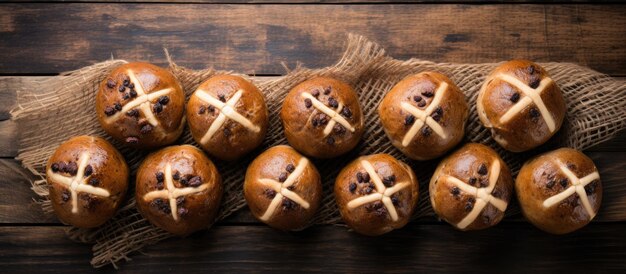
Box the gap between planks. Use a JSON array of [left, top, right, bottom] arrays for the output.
[[0, 4, 625, 75], [4, 0, 626, 4], [1, 223, 626, 272]]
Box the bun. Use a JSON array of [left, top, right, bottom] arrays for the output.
[[186, 75, 268, 161], [334, 154, 418, 236], [244, 145, 322, 230], [135, 145, 222, 236], [46, 136, 129, 228], [429, 143, 513, 230], [379, 71, 469, 160], [280, 77, 364, 158], [96, 62, 185, 149], [477, 60, 566, 152], [516, 148, 602, 234]]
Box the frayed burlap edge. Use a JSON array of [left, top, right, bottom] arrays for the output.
[[10, 56, 259, 268], [11, 34, 388, 268], [12, 34, 626, 268], [351, 57, 626, 220]]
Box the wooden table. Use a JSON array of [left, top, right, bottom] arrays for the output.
[[1, 1, 625, 272]]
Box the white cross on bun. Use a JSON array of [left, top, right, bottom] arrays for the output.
[[477, 60, 566, 152], [135, 145, 223, 236], [334, 154, 419, 236], [430, 143, 513, 231], [186, 75, 269, 161], [379, 71, 469, 160], [46, 135, 129, 228], [244, 145, 322, 231], [96, 62, 185, 149], [516, 148, 602, 234], [280, 77, 364, 159]]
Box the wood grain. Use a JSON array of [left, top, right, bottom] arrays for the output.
[[4, 0, 626, 3], [0, 226, 94, 273], [0, 77, 19, 121], [0, 1, 625, 272], [0, 4, 625, 75], [0, 159, 55, 223], [1, 224, 625, 272], [0, 120, 17, 157]]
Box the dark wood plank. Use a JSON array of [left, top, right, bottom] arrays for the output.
[[0, 159, 56, 223], [4, 0, 626, 3], [0, 77, 20, 121], [2, 148, 625, 224], [0, 121, 17, 158], [0, 4, 625, 75], [588, 132, 626, 152], [0, 226, 96, 273], [1, 224, 625, 272]]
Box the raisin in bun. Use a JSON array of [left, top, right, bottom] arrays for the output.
[[186, 75, 269, 161], [516, 148, 602, 234], [429, 143, 513, 231], [46, 136, 129, 228], [477, 60, 566, 152], [96, 62, 185, 149], [280, 77, 364, 158], [135, 145, 222, 236], [244, 145, 322, 231], [379, 72, 469, 160], [335, 154, 419, 236]]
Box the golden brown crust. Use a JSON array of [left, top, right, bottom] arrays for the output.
[[46, 136, 129, 228], [378, 72, 469, 160], [334, 154, 419, 236], [280, 77, 364, 158], [244, 145, 322, 231], [186, 75, 269, 161], [477, 60, 566, 152], [135, 145, 223, 236], [516, 148, 602, 234], [429, 143, 513, 231], [96, 62, 185, 149]]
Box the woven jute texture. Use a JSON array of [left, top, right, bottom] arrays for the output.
[[12, 34, 626, 268]]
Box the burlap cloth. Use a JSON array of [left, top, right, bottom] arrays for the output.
[[10, 34, 626, 268]]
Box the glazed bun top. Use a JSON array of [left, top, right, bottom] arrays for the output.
[[186, 74, 269, 161], [477, 60, 566, 152], [378, 71, 469, 160], [135, 145, 223, 236], [334, 153, 419, 236], [516, 147, 602, 234], [96, 62, 185, 149], [280, 77, 364, 158], [244, 145, 322, 231], [46, 135, 129, 228], [429, 143, 513, 231]]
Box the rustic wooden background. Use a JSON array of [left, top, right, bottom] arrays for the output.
[[1, 1, 625, 272]]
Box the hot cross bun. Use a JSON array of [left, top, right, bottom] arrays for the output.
[[46, 136, 129, 228], [379, 71, 469, 160], [477, 60, 566, 152], [244, 145, 322, 231], [280, 77, 364, 158], [186, 75, 269, 161], [516, 148, 602, 234], [96, 62, 185, 149], [429, 143, 513, 231], [135, 145, 223, 236], [335, 154, 419, 236]]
